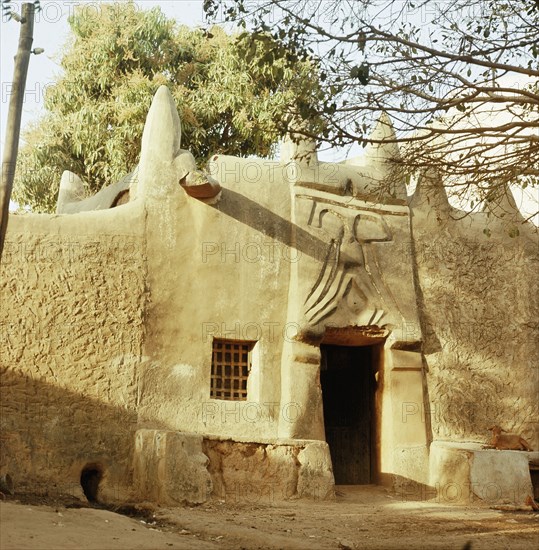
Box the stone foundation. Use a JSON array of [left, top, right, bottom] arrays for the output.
[[133, 430, 334, 505], [133, 430, 213, 505], [429, 441, 538, 506]]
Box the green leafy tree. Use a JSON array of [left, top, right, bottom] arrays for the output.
[[206, 0, 539, 220], [13, 1, 324, 212]]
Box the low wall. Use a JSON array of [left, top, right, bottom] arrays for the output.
[[132, 430, 335, 505], [429, 441, 537, 506]]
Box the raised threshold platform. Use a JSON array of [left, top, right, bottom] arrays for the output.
[[132, 430, 335, 505], [430, 440, 539, 505]]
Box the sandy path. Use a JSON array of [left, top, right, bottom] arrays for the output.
[[0, 503, 215, 550], [1, 486, 538, 550]]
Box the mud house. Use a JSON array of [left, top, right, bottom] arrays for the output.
[[1, 86, 538, 506]]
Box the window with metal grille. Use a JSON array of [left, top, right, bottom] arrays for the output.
[[210, 339, 255, 400]]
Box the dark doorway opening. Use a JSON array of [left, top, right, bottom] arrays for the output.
[[80, 464, 103, 503], [530, 466, 539, 501], [320, 344, 378, 484]]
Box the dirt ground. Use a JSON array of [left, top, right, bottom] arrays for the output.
[[1, 486, 538, 550]]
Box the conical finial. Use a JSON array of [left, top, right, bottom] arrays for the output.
[[409, 168, 451, 213], [135, 86, 184, 198], [481, 183, 525, 223], [363, 112, 400, 165], [348, 113, 406, 201], [140, 85, 183, 165], [56, 171, 85, 214], [280, 134, 318, 166]]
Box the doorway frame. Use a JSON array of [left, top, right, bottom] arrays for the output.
[[320, 328, 385, 485]]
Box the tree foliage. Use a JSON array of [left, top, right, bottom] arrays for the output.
[[205, 0, 539, 219], [13, 1, 324, 212]]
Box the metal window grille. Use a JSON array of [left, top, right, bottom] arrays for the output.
[[210, 339, 254, 400]]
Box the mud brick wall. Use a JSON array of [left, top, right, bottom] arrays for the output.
[[0, 231, 146, 496], [413, 228, 539, 448]]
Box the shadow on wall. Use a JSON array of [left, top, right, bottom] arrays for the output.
[[423, 355, 539, 447], [0, 367, 139, 503], [414, 231, 539, 445], [214, 189, 330, 262]]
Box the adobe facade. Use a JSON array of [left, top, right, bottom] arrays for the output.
[[1, 86, 537, 506]]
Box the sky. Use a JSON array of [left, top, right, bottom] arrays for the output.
[[1, 0, 537, 221], [0, 1, 208, 155], [0, 0, 356, 177]]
